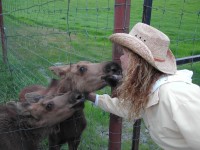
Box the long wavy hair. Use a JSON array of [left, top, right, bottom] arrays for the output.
[[117, 49, 164, 119]]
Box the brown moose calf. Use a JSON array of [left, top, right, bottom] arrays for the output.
[[0, 91, 85, 150], [19, 61, 122, 150]]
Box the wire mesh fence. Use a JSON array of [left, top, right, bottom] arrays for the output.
[[0, 0, 200, 150]]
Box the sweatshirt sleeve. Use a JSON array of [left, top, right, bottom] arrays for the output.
[[95, 94, 133, 120]]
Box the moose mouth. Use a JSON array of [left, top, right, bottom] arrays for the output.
[[101, 74, 123, 87], [97, 79, 108, 89], [71, 98, 85, 109]]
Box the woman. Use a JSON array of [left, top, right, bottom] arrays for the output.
[[87, 23, 200, 150]]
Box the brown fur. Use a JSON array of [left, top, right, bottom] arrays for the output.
[[19, 61, 122, 150], [0, 90, 85, 150]]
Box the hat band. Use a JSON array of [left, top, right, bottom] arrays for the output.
[[154, 58, 165, 62]]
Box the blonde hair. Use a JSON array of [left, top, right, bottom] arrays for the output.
[[117, 50, 164, 118]]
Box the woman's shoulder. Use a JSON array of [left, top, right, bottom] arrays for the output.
[[159, 81, 200, 105]]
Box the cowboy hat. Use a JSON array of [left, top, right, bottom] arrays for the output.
[[109, 22, 177, 74]]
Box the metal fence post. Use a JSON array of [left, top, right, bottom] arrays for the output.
[[142, 0, 153, 25], [132, 0, 153, 150], [0, 0, 7, 64], [109, 0, 131, 150]]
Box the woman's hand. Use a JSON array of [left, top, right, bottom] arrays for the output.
[[85, 92, 96, 103]]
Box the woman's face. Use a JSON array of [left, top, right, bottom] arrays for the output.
[[120, 48, 130, 73]]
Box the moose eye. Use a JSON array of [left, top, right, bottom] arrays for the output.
[[79, 66, 87, 73], [45, 102, 54, 111]]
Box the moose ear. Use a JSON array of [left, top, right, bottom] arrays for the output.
[[49, 66, 70, 78], [6, 101, 31, 116], [25, 92, 44, 103], [6, 101, 18, 111]]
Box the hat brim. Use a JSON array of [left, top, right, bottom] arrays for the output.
[[109, 33, 177, 74]]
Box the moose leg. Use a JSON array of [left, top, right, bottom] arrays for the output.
[[48, 134, 62, 150], [68, 137, 81, 150], [48, 111, 86, 150], [49, 145, 61, 150]]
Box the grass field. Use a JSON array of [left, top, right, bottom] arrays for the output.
[[0, 0, 200, 149]]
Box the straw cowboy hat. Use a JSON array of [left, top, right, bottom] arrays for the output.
[[109, 22, 177, 74]]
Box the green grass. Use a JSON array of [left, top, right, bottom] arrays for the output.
[[0, 61, 16, 101], [1, 0, 200, 149], [130, 0, 200, 58], [3, 0, 200, 59]]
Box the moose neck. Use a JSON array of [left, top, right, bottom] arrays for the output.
[[1, 106, 50, 136]]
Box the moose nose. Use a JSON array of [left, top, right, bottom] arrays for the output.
[[75, 93, 85, 102], [104, 62, 122, 75]]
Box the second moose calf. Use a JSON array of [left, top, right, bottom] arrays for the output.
[[0, 90, 85, 150]]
